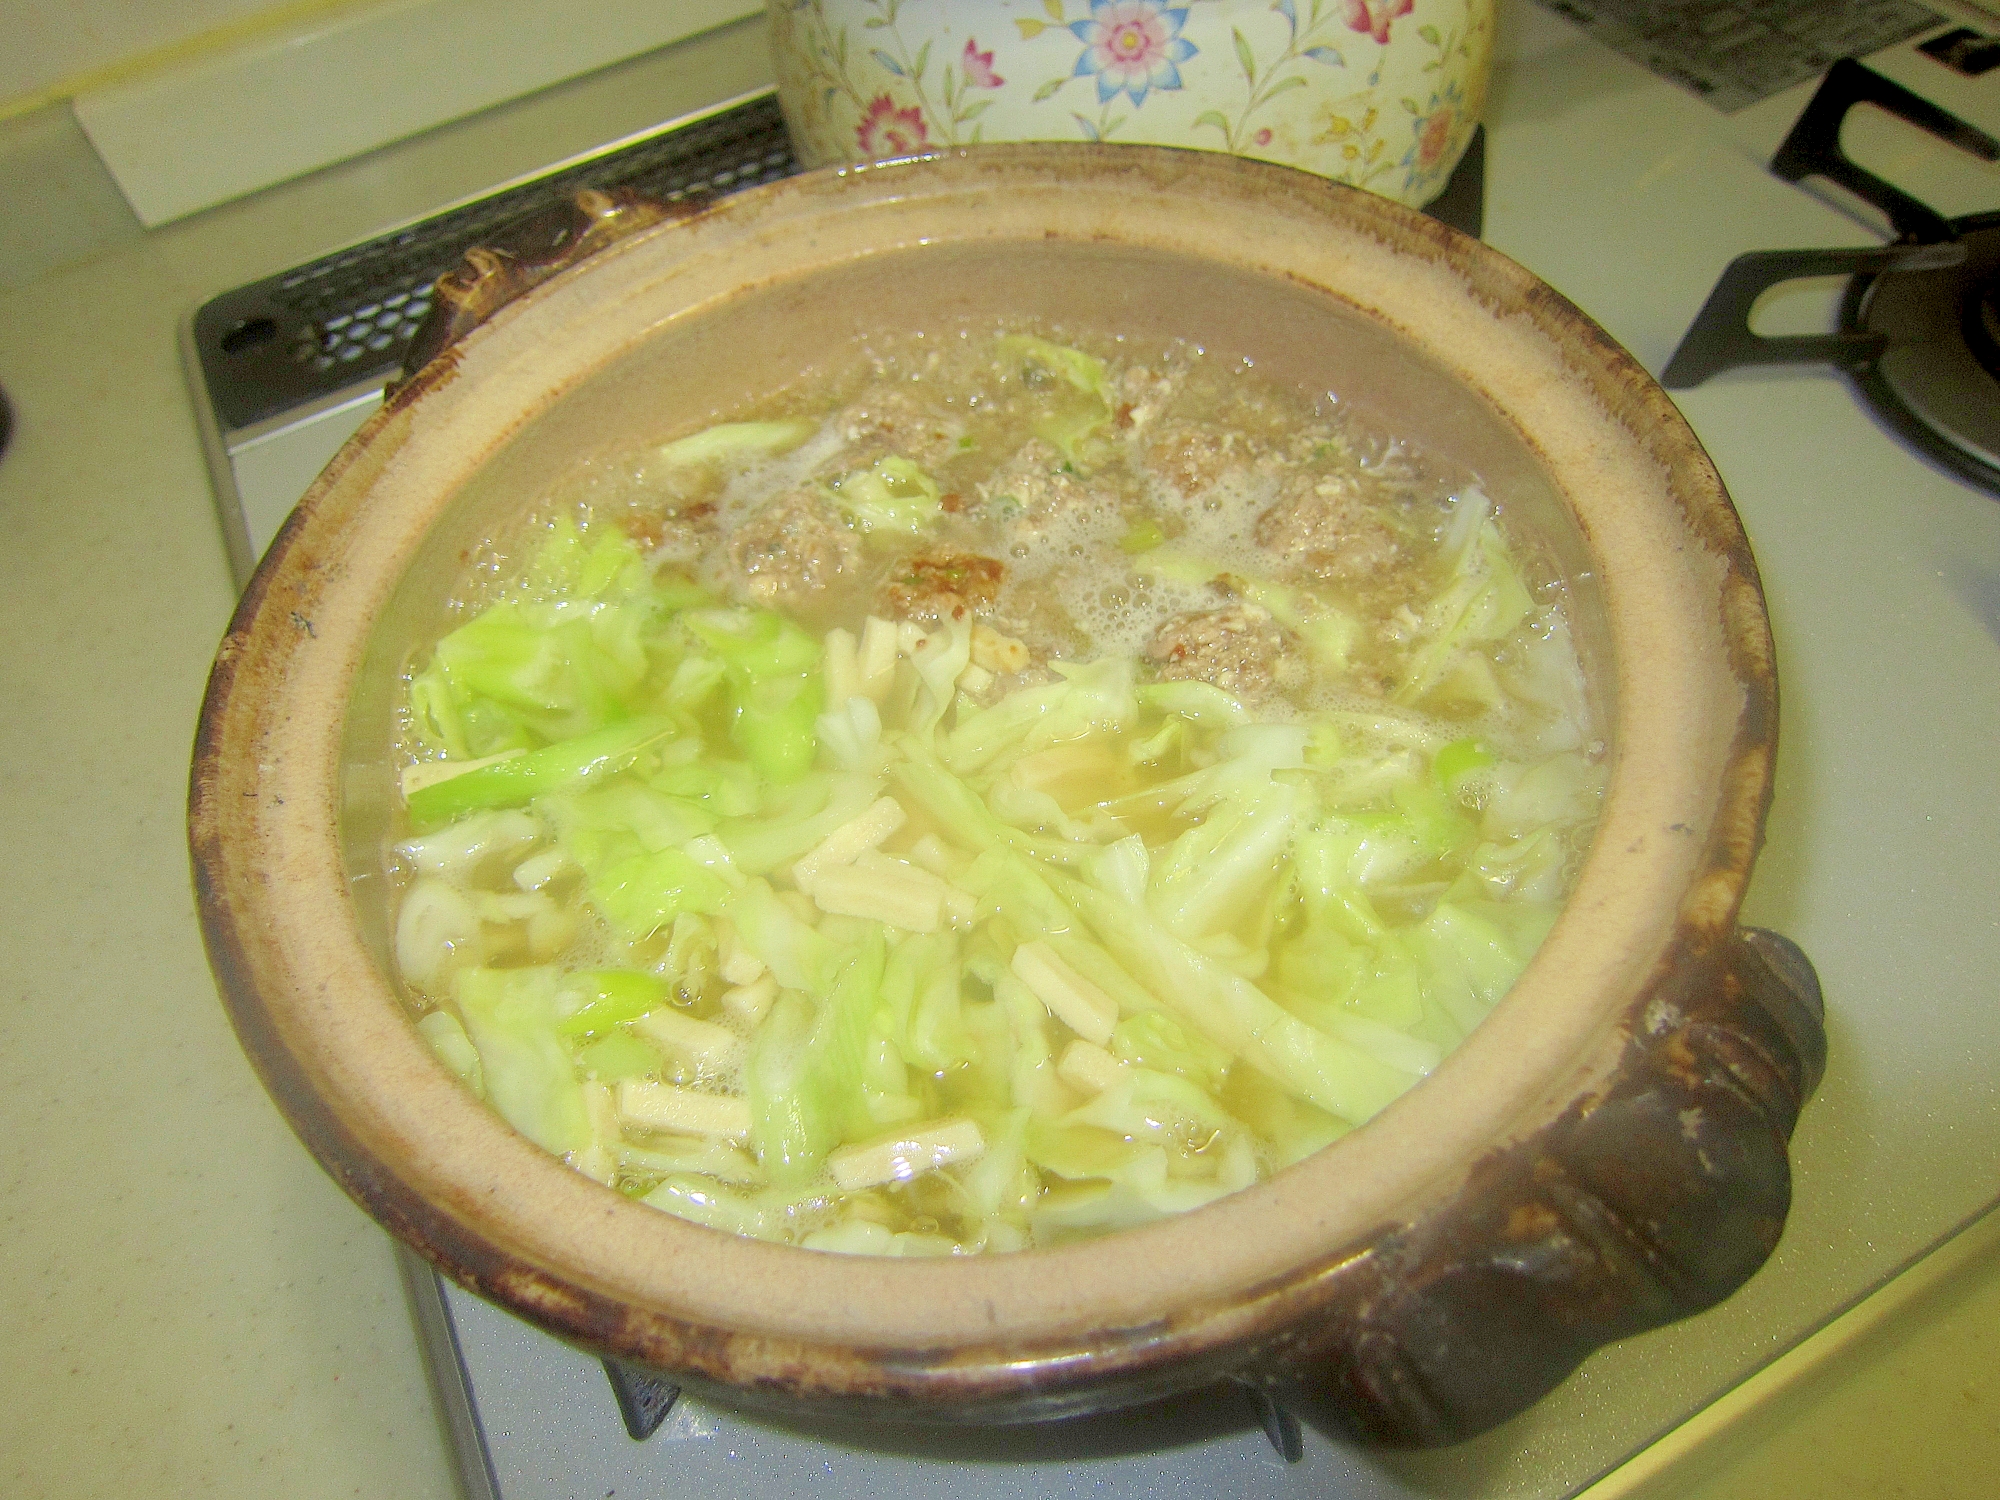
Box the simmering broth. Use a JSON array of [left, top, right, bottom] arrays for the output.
[[385, 323, 1604, 1255]]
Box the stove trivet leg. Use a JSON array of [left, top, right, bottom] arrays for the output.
[[1771, 59, 1998, 246], [1659, 243, 1963, 389], [1229, 1377, 1304, 1464], [601, 1359, 682, 1440]]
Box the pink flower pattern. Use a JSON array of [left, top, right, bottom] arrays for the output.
[[1342, 0, 1415, 46], [962, 38, 1004, 90], [1416, 103, 1455, 168], [856, 94, 930, 156]]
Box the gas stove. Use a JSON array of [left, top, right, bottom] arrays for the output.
[[1664, 57, 2000, 494], [181, 6, 2000, 1498]]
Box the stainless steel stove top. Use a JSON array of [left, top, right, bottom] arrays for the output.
[[415, 1246, 1363, 1500]]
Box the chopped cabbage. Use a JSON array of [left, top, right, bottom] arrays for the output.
[[390, 437, 1601, 1255]]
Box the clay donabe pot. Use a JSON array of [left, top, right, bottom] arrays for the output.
[[188, 146, 1824, 1447]]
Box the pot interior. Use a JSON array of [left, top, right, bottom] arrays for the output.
[[342, 237, 1614, 976]]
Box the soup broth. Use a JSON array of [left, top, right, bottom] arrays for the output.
[[388, 325, 1604, 1256]]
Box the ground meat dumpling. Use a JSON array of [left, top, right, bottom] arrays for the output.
[[977, 438, 1121, 543], [728, 488, 860, 604], [1142, 419, 1255, 498], [1254, 471, 1403, 582], [835, 386, 961, 470], [1115, 363, 1175, 433], [617, 497, 716, 562], [1146, 603, 1303, 699], [879, 552, 1005, 625]]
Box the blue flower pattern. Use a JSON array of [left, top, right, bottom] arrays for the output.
[[1068, 1, 1199, 107]]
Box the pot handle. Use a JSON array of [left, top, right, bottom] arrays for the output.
[[1261, 925, 1825, 1447], [394, 187, 693, 387]]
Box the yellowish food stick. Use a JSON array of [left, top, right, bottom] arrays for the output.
[[791, 796, 907, 892], [715, 917, 765, 987], [810, 860, 944, 933], [854, 849, 976, 925], [823, 627, 861, 706], [1056, 1039, 1124, 1095], [615, 1080, 751, 1140], [827, 1118, 987, 1191], [1011, 941, 1118, 1046], [574, 1080, 621, 1185], [858, 615, 900, 702], [720, 973, 779, 1027], [631, 1008, 745, 1071]]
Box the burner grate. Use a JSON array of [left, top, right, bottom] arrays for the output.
[[1663, 59, 2000, 497], [190, 91, 798, 433]]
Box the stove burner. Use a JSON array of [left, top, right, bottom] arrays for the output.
[[1962, 262, 2000, 378], [1663, 59, 2000, 497], [588, 1362, 1306, 1459], [1862, 214, 2000, 474]]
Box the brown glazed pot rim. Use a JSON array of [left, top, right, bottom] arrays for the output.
[[188, 145, 1781, 1426]]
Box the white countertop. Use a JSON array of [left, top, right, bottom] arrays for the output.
[[2, 5, 1996, 1497]]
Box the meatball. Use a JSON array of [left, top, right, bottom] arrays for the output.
[[617, 497, 715, 560], [1146, 604, 1301, 699], [835, 386, 961, 470], [1253, 471, 1402, 582], [1115, 363, 1176, 433], [977, 438, 1120, 541], [728, 489, 860, 604], [1143, 419, 1254, 498], [878, 552, 1005, 625]]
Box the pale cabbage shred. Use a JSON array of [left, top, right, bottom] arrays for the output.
[[390, 340, 1604, 1258]]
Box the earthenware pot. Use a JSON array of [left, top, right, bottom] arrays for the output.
[[188, 145, 1823, 1447], [769, 0, 1493, 208]]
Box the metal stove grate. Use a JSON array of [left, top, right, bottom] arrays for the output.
[[1662, 59, 2000, 496], [190, 90, 797, 434]]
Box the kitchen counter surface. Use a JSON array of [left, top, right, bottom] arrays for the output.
[[2, 6, 1995, 1498]]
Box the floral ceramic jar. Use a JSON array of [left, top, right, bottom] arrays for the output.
[[769, 1, 1492, 208]]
